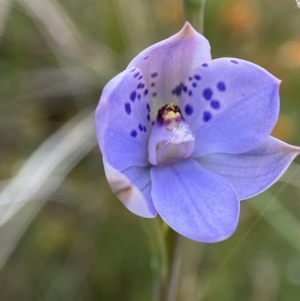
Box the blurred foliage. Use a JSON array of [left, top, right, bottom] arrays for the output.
[[1, 0, 300, 300]]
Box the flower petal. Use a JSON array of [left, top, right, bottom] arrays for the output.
[[127, 22, 211, 116], [150, 159, 239, 242], [198, 136, 300, 200], [103, 159, 156, 218], [96, 68, 151, 170], [179, 58, 280, 156]]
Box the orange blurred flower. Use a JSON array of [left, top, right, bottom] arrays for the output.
[[277, 40, 300, 68], [219, 0, 261, 39]]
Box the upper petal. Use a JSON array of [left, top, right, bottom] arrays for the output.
[[178, 58, 280, 156], [198, 136, 300, 200], [103, 158, 156, 218], [150, 159, 240, 243], [95, 67, 151, 170], [127, 22, 211, 116]]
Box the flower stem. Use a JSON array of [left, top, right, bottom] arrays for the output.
[[199, 0, 207, 35], [140, 218, 168, 301], [182, 0, 207, 34], [165, 234, 184, 301]]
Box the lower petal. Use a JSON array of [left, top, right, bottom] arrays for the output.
[[103, 159, 156, 218], [197, 136, 300, 200], [150, 159, 239, 242]]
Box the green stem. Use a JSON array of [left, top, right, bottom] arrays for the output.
[[140, 218, 168, 301], [165, 234, 184, 301], [199, 0, 207, 35], [182, 0, 207, 34]]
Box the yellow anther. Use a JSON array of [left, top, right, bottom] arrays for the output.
[[165, 103, 176, 111]]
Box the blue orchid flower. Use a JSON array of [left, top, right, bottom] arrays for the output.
[[95, 22, 300, 243]]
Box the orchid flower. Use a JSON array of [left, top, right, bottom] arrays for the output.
[[95, 22, 300, 243]]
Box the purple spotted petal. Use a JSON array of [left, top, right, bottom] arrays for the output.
[[198, 136, 300, 200], [179, 58, 280, 156], [103, 159, 156, 218], [96, 68, 151, 170], [127, 22, 211, 116], [150, 159, 239, 242]]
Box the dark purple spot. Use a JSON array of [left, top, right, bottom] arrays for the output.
[[231, 60, 238, 64], [210, 100, 220, 109], [192, 82, 197, 88], [138, 94, 141, 100], [130, 68, 136, 72], [143, 56, 149, 60], [143, 126, 147, 132], [217, 82, 226, 91], [183, 85, 188, 93], [138, 124, 143, 131], [188, 90, 193, 96], [189, 77, 193, 81], [146, 103, 150, 112], [152, 92, 157, 97], [203, 88, 213, 100], [151, 82, 155, 87], [203, 111, 212, 122], [185, 104, 194, 116], [138, 75, 143, 80], [151, 72, 158, 78], [172, 83, 183, 96], [152, 121, 155, 126], [144, 89, 149, 96], [131, 130, 137, 137], [125, 103, 131, 114], [147, 114, 150, 121], [137, 83, 145, 89], [134, 72, 140, 78], [202, 63, 208, 67], [194, 75, 201, 80], [130, 91, 136, 102]]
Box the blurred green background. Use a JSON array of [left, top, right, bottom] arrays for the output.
[[1, 0, 300, 300]]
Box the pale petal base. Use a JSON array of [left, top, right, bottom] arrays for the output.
[[103, 159, 156, 218]]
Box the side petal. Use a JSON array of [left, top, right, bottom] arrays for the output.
[[197, 136, 300, 200], [150, 159, 240, 242], [103, 159, 156, 218], [96, 67, 151, 170], [178, 58, 280, 156], [127, 22, 211, 116]]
